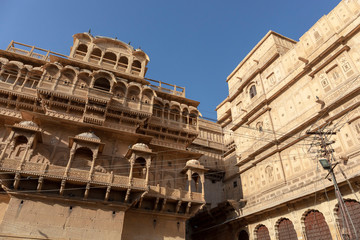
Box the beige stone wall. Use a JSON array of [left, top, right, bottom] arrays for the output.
[[121, 211, 186, 240], [210, 1, 360, 240], [245, 189, 360, 240], [0, 197, 125, 240]]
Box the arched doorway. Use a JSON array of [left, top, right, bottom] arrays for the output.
[[255, 224, 271, 240], [303, 210, 332, 240], [238, 230, 249, 240], [336, 199, 360, 239], [277, 218, 297, 240]]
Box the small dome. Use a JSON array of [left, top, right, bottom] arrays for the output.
[[132, 143, 149, 150], [186, 159, 200, 166], [76, 132, 100, 140], [19, 121, 38, 128]]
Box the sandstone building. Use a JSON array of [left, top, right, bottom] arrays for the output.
[[0, 32, 225, 239], [189, 0, 360, 239], [1, 0, 360, 240]]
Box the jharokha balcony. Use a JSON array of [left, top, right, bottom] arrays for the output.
[[0, 121, 206, 216]]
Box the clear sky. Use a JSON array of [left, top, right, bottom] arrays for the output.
[[0, 0, 340, 120]]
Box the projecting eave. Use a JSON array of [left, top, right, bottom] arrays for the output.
[[226, 30, 297, 82]]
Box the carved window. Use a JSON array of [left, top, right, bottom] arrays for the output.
[[256, 225, 271, 240], [75, 44, 87, 59], [153, 104, 163, 118], [249, 85, 257, 99], [103, 52, 117, 68], [132, 60, 142, 75], [89, 48, 102, 64], [304, 210, 332, 240], [118, 56, 128, 71], [93, 78, 110, 92]]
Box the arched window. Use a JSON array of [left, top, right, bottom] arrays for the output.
[[132, 60, 142, 75], [113, 83, 126, 98], [75, 44, 87, 60], [249, 85, 257, 99], [255, 224, 271, 240], [238, 230, 249, 240], [170, 106, 180, 121], [182, 109, 189, 124], [304, 210, 332, 240], [93, 78, 110, 92], [25, 72, 42, 89], [89, 48, 102, 64], [277, 218, 297, 240], [127, 86, 140, 102], [102, 52, 117, 68], [118, 56, 128, 71], [336, 200, 360, 239], [189, 112, 198, 126], [0, 65, 18, 84], [153, 102, 163, 118]]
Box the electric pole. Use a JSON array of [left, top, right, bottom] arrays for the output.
[[307, 130, 358, 240]]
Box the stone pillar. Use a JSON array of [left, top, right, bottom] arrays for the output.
[[88, 149, 99, 180], [20, 71, 30, 90], [37, 176, 44, 191], [145, 158, 151, 186], [64, 143, 77, 177], [139, 61, 145, 77], [70, 39, 80, 58], [59, 179, 66, 195], [71, 74, 79, 94], [105, 186, 111, 201], [10, 71, 21, 87], [84, 44, 94, 62], [187, 169, 192, 199], [126, 57, 133, 73], [200, 174, 205, 200], [13, 173, 21, 189], [128, 156, 135, 185], [114, 53, 120, 70], [98, 51, 105, 65], [38, 70, 47, 87], [84, 182, 91, 199]]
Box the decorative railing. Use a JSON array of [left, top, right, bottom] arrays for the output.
[[146, 78, 185, 97], [132, 177, 146, 188], [0, 158, 17, 169], [67, 168, 89, 180], [87, 88, 112, 103], [92, 172, 109, 183], [112, 175, 130, 185], [6, 41, 68, 61], [148, 185, 204, 203]]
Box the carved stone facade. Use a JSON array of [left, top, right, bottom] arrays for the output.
[[190, 0, 360, 240], [0, 33, 216, 240]]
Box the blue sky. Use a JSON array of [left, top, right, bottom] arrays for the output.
[[0, 0, 340, 120]]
